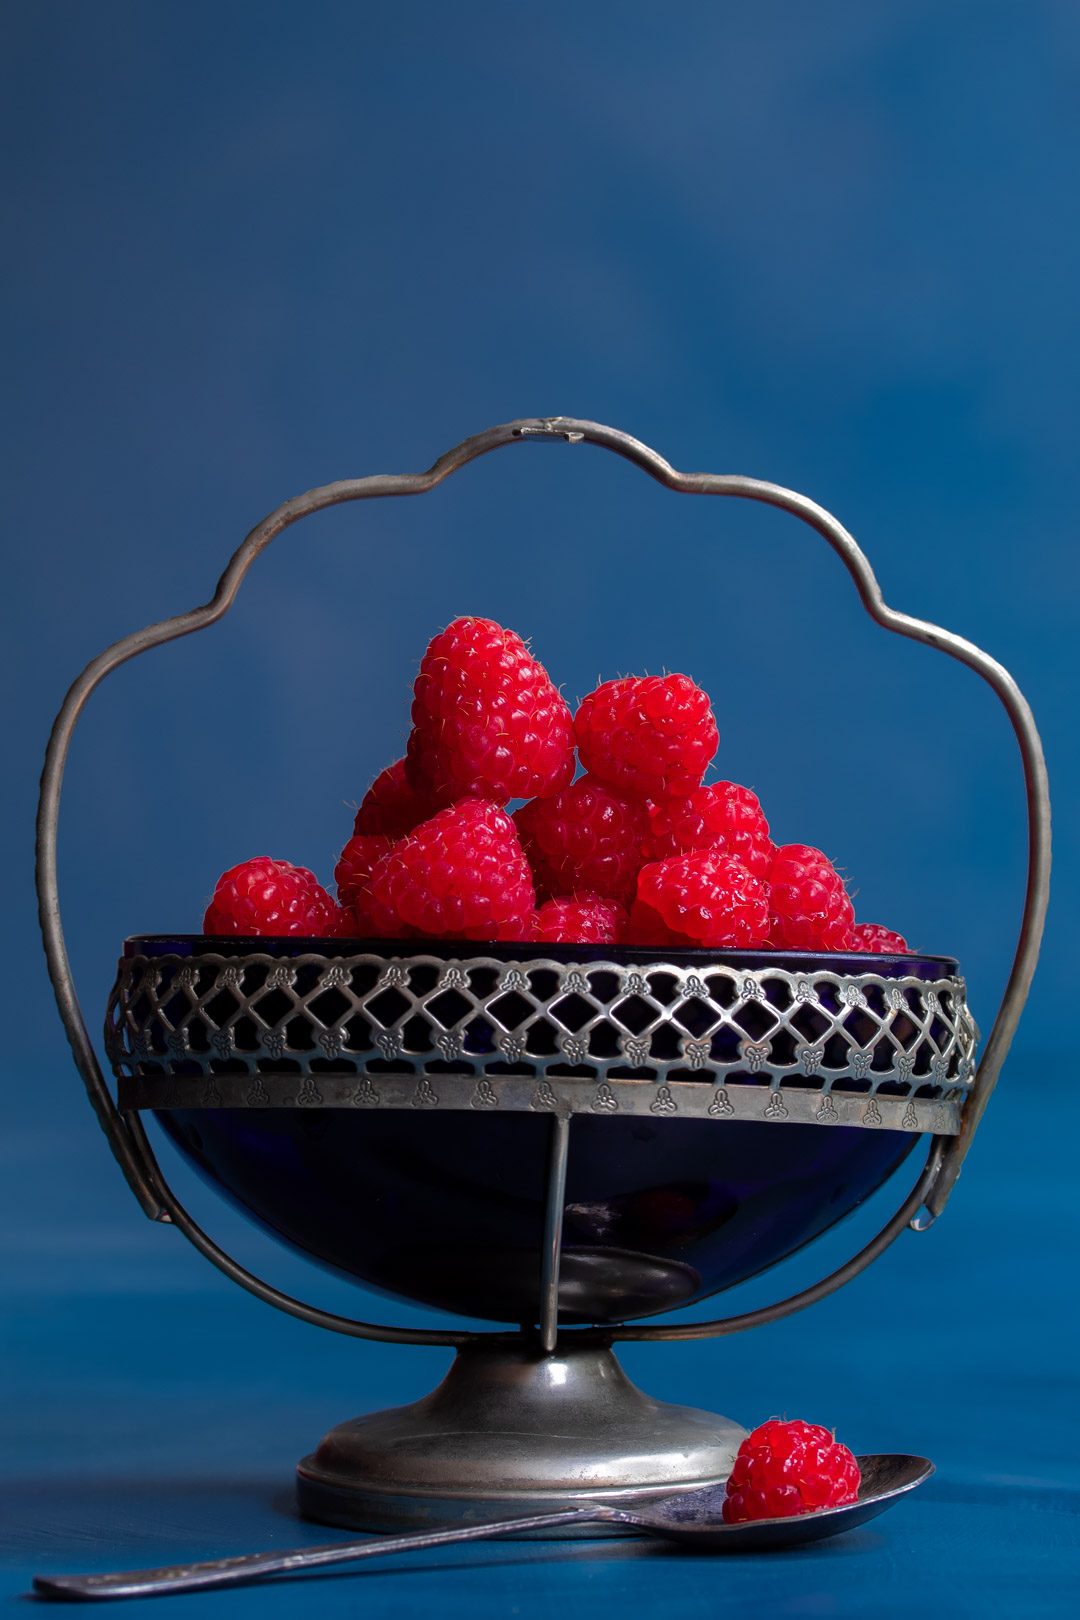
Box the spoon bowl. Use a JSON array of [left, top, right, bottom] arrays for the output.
[[614, 1453, 934, 1550]]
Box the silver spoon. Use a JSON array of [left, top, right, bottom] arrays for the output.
[[33, 1454, 932, 1602]]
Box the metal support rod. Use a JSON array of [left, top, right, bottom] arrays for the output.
[[538, 1113, 571, 1353]]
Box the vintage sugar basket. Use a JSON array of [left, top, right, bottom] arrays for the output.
[[37, 418, 1050, 1533]]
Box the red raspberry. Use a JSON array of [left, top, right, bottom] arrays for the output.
[[851, 922, 911, 954], [645, 781, 775, 877], [635, 851, 770, 949], [533, 895, 628, 945], [353, 759, 441, 838], [723, 1418, 861, 1523], [626, 897, 695, 949], [334, 833, 395, 910], [203, 857, 350, 937], [358, 799, 535, 942], [768, 844, 854, 951], [514, 776, 647, 902], [406, 617, 575, 805], [575, 674, 718, 800]]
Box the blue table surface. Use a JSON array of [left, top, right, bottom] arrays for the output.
[[3, 1063, 1078, 1618]]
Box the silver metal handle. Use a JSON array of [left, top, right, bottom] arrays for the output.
[[32, 1506, 608, 1601], [36, 416, 1050, 1350]]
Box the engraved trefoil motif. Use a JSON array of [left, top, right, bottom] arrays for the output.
[[108, 949, 975, 1136]]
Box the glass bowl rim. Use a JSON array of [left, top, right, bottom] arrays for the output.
[[122, 933, 959, 975]]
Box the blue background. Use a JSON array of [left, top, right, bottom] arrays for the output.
[[2, 2, 1077, 1614]]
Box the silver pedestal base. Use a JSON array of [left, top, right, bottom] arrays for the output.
[[296, 1339, 747, 1537]]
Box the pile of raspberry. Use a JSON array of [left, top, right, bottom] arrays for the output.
[[203, 615, 913, 953]]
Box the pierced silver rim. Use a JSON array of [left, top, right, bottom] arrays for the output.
[[108, 948, 975, 1136]]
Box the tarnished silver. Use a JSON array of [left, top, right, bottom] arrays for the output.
[[118, 1066, 964, 1135], [297, 1340, 748, 1534], [107, 948, 975, 1138], [36, 416, 1050, 1352], [33, 1454, 934, 1599]]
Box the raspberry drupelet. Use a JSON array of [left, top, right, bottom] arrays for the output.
[[203, 857, 350, 937], [406, 617, 575, 806], [574, 674, 718, 800], [356, 798, 535, 942], [533, 895, 628, 946], [645, 780, 775, 878], [514, 776, 648, 903], [353, 759, 442, 839], [334, 833, 395, 911], [723, 1419, 861, 1523], [768, 844, 855, 951], [851, 922, 911, 954], [634, 850, 770, 949]]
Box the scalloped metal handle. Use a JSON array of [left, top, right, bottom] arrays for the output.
[[35, 417, 1050, 1346]]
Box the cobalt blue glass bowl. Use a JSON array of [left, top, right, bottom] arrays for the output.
[[119, 936, 954, 1327]]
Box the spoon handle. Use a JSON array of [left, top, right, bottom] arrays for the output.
[[33, 1507, 611, 1602]]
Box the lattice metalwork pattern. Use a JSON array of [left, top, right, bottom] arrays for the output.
[[108, 951, 976, 1135]]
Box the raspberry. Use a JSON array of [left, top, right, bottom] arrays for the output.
[[533, 895, 628, 945], [645, 781, 775, 877], [358, 798, 535, 942], [723, 1419, 861, 1523], [626, 897, 695, 949], [768, 844, 854, 951], [851, 922, 911, 954], [406, 617, 575, 805], [514, 776, 647, 902], [635, 851, 770, 949], [334, 833, 395, 910], [574, 674, 718, 800], [203, 857, 350, 937], [353, 759, 441, 838]]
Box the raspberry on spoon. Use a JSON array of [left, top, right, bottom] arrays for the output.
[[723, 1419, 861, 1523]]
